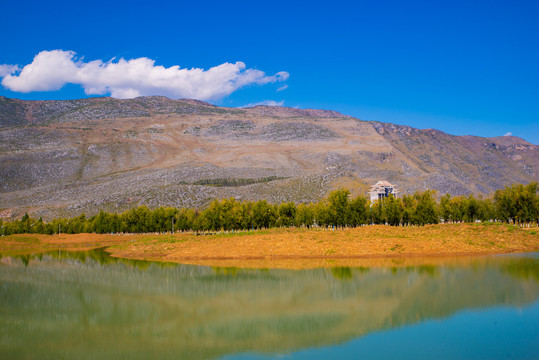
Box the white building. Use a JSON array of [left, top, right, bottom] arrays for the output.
[[369, 181, 398, 202]]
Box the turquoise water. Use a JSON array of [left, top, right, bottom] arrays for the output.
[[1, 249, 538, 359]]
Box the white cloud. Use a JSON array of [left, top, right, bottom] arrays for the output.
[[0, 64, 19, 77], [242, 100, 285, 107], [0, 50, 289, 100], [276, 84, 288, 92], [504, 132, 512, 136]]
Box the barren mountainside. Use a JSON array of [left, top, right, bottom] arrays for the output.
[[0, 95, 537, 219]]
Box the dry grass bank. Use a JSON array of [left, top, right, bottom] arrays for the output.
[[0, 233, 127, 255], [1, 223, 538, 269]]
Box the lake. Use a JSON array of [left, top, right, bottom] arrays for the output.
[[1, 249, 538, 359]]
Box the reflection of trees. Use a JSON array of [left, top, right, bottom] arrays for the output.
[[502, 258, 539, 281], [416, 265, 439, 276], [10, 248, 163, 269], [19, 254, 30, 266], [212, 267, 240, 276], [1, 252, 538, 360], [331, 267, 353, 280]]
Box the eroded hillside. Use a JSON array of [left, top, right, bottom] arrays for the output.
[[0, 96, 537, 219]]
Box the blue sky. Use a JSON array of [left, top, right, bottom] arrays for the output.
[[1, 0, 537, 143]]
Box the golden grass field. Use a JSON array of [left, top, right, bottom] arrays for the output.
[[1, 223, 538, 269]]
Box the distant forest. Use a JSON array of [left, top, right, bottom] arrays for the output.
[[1, 183, 537, 236]]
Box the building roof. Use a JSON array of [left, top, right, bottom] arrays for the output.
[[369, 181, 399, 193]]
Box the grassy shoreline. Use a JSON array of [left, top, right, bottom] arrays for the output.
[[1, 223, 538, 269]]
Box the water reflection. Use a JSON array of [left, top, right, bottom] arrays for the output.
[[0, 250, 538, 360]]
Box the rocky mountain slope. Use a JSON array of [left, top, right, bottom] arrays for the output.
[[0, 96, 537, 219]]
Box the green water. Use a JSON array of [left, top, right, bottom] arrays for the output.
[[1, 249, 538, 359]]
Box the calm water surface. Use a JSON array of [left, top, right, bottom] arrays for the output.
[[1, 249, 538, 360]]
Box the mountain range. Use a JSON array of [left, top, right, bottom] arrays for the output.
[[0, 96, 537, 220]]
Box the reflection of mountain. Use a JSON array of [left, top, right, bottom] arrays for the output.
[[0, 251, 538, 360]]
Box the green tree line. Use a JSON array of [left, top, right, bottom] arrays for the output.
[[1, 182, 537, 236], [192, 176, 286, 187]]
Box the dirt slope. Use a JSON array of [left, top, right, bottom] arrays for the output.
[[0, 96, 537, 219]]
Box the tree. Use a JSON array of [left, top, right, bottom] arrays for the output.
[[449, 196, 466, 223], [35, 217, 44, 234], [296, 203, 315, 228], [348, 196, 369, 226], [219, 198, 235, 230], [201, 200, 222, 231], [175, 208, 197, 231], [401, 194, 416, 226], [314, 202, 329, 227], [252, 200, 277, 229], [278, 202, 297, 227], [439, 193, 452, 223], [414, 190, 439, 225], [464, 195, 480, 223], [19, 213, 31, 233], [151, 207, 169, 233], [235, 201, 253, 230], [92, 210, 114, 234], [370, 199, 385, 225], [327, 189, 350, 227], [384, 195, 402, 226], [67, 213, 87, 234], [125, 206, 151, 233], [517, 182, 538, 224], [477, 196, 495, 222], [494, 185, 517, 223]]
